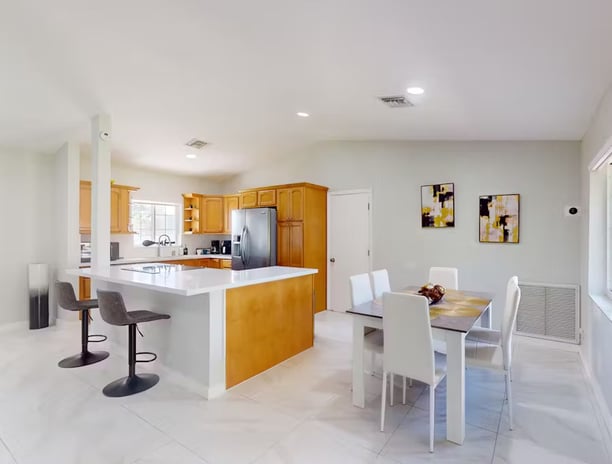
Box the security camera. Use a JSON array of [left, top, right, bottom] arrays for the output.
[[564, 206, 581, 217], [99, 131, 111, 141]]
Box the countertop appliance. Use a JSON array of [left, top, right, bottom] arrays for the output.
[[231, 208, 277, 270], [221, 240, 231, 255], [80, 241, 121, 263], [210, 240, 220, 254]]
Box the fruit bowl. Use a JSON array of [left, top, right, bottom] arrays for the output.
[[418, 283, 446, 304]]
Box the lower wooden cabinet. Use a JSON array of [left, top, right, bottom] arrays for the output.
[[79, 277, 91, 300], [277, 222, 304, 267], [221, 259, 232, 269]]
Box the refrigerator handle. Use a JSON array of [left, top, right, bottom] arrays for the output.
[[244, 226, 250, 266], [240, 226, 247, 265]]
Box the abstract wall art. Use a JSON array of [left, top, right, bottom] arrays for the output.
[[479, 194, 520, 243], [421, 183, 454, 228]]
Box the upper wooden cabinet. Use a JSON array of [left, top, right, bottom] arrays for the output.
[[277, 187, 304, 222], [240, 188, 276, 208], [223, 195, 240, 234], [201, 196, 224, 233], [80, 181, 139, 234], [183, 193, 202, 234]]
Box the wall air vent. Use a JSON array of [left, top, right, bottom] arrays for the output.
[[378, 96, 414, 108], [185, 138, 208, 149]]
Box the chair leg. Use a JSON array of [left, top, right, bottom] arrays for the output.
[[402, 376, 406, 404], [409, 377, 413, 388], [390, 373, 394, 406], [504, 373, 508, 400], [57, 309, 109, 368], [429, 385, 435, 453], [370, 350, 376, 376], [506, 371, 514, 430], [380, 372, 387, 432]]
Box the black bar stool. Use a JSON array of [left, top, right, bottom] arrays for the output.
[[55, 281, 110, 368], [96, 290, 170, 397]]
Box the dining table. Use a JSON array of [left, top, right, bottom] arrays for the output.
[[347, 287, 493, 445]]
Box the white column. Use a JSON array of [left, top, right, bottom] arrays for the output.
[[207, 290, 227, 398], [54, 141, 80, 319], [445, 330, 466, 445], [91, 114, 111, 270]]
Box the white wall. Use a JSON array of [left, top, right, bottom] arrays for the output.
[[0, 149, 57, 325], [224, 140, 581, 328], [581, 84, 612, 423], [80, 158, 227, 258]]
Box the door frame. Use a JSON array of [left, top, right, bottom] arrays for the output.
[[327, 189, 373, 311]]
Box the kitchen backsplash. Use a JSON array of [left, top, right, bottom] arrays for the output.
[[80, 233, 231, 259]]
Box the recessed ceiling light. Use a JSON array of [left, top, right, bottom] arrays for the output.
[[186, 154, 197, 159], [296, 112, 310, 118], [406, 87, 425, 95]]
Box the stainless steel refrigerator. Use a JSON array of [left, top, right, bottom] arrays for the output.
[[231, 208, 277, 270]]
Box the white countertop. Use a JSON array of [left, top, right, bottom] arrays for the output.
[[68, 265, 318, 296]]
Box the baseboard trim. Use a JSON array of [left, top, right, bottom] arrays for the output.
[[0, 321, 28, 333], [579, 347, 612, 459]]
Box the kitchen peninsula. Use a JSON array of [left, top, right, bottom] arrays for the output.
[[68, 264, 317, 398]]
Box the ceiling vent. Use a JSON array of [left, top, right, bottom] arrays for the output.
[[185, 138, 208, 149], [378, 96, 414, 108]]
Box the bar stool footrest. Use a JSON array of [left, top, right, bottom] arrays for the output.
[[88, 334, 107, 343], [136, 351, 157, 363]]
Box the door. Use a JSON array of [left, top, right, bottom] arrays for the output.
[[231, 209, 247, 270], [328, 191, 371, 312], [110, 187, 121, 233], [223, 195, 240, 234], [202, 196, 224, 233], [79, 182, 91, 234]]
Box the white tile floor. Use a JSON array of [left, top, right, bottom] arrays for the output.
[[0, 310, 610, 464]]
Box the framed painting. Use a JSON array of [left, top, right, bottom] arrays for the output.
[[421, 183, 454, 228], [479, 194, 520, 243]]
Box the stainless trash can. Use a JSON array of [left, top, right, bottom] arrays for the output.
[[28, 263, 49, 329]]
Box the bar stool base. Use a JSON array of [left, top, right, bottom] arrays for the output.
[[103, 373, 160, 397], [58, 351, 110, 368]]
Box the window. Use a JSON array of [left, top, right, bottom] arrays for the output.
[[131, 201, 179, 246]]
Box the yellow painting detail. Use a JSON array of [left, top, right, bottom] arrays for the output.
[[479, 194, 520, 243]]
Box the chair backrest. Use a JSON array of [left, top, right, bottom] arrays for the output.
[[501, 276, 521, 369], [349, 273, 374, 307], [371, 269, 391, 299], [96, 290, 131, 326], [428, 267, 458, 290], [55, 281, 81, 310], [383, 292, 435, 385]]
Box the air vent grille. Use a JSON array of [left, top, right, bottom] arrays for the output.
[[378, 96, 414, 108], [185, 138, 208, 149]]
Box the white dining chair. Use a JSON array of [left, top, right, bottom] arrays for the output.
[[466, 276, 519, 346], [380, 292, 446, 453], [371, 269, 391, 300], [428, 267, 459, 290], [464, 277, 521, 430], [349, 273, 382, 374]]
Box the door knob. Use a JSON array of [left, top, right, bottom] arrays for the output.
[[329, 258, 335, 263]]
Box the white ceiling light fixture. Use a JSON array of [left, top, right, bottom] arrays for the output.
[[406, 87, 425, 95], [186, 154, 197, 159], [296, 112, 310, 118]]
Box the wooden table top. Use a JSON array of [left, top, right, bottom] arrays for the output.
[[347, 287, 493, 333]]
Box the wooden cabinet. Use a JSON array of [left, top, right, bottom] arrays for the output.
[[240, 191, 258, 208], [223, 195, 240, 234], [201, 196, 224, 233], [277, 222, 304, 267], [277, 187, 304, 222], [257, 189, 276, 207], [240, 188, 276, 208], [221, 258, 232, 269], [80, 181, 138, 234], [79, 182, 91, 234], [205, 258, 220, 269], [79, 276, 91, 300], [183, 194, 202, 234]]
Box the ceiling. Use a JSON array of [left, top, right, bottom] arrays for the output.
[[2, 0, 612, 177]]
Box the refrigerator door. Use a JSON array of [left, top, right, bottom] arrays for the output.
[[231, 209, 247, 270], [245, 208, 277, 269]]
